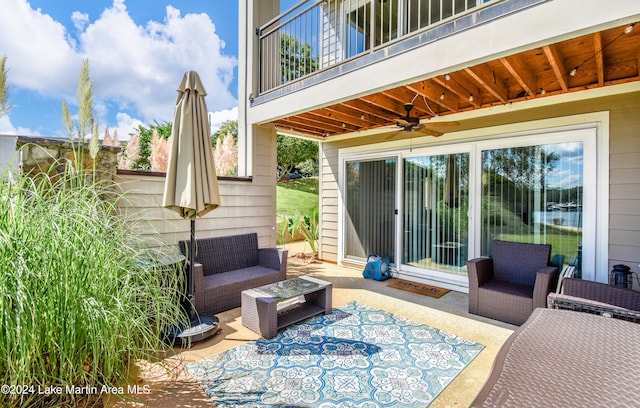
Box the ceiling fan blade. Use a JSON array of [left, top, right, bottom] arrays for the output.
[[395, 118, 413, 127], [417, 127, 444, 137], [425, 121, 460, 127]]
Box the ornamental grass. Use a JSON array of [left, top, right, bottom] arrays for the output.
[[0, 162, 187, 407]]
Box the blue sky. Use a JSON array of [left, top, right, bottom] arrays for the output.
[[0, 0, 297, 139]]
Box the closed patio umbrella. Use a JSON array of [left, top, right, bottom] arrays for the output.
[[163, 70, 221, 345]]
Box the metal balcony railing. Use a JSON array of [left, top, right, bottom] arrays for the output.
[[257, 0, 497, 95]]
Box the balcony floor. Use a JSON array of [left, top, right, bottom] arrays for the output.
[[108, 242, 516, 407]]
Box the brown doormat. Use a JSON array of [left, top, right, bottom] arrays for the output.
[[387, 278, 450, 298]]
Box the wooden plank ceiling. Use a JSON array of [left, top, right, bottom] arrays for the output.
[[273, 22, 639, 139]]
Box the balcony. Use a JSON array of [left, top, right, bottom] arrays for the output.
[[252, 0, 639, 140], [257, 0, 503, 96]]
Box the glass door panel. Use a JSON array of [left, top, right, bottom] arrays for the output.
[[344, 158, 397, 262], [481, 142, 583, 269], [403, 153, 469, 275]]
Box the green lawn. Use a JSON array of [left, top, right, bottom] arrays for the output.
[[276, 176, 319, 218]]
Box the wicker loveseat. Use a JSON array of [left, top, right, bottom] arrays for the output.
[[179, 233, 287, 315], [467, 240, 559, 325]]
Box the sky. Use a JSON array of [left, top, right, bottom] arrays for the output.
[[0, 0, 298, 140]]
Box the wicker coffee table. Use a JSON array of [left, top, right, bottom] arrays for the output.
[[241, 276, 332, 338]]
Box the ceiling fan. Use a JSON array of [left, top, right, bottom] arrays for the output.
[[388, 102, 459, 138]]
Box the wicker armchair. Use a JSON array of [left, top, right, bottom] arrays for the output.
[[467, 240, 559, 325], [548, 278, 640, 322]]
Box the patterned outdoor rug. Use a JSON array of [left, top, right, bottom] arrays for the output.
[[186, 302, 484, 407]]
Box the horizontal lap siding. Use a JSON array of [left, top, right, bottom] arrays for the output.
[[319, 140, 346, 262], [609, 94, 640, 268], [117, 128, 277, 249]]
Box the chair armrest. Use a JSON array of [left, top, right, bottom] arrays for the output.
[[467, 258, 494, 315], [467, 258, 494, 287], [259, 248, 288, 277], [562, 278, 640, 310], [548, 292, 640, 323], [532, 266, 559, 308]]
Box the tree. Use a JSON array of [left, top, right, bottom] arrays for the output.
[[214, 131, 238, 176], [0, 55, 11, 118], [130, 121, 172, 170], [276, 134, 318, 181], [211, 120, 238, 147], [281, 33, 318, 83]]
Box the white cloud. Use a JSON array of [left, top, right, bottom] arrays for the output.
[[71, 11, 90, 32], [111, 112, 144, 141], [0, 115, 41, 136], [79, 2, 237, 124], [0, 0, 81, 95], [209, 106, 238, 133], [0, 0, 237, 138]]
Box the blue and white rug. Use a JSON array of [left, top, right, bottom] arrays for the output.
[[186, 301, 484, 407]]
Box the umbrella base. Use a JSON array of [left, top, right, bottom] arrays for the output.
[[165, 315, 220, 347]]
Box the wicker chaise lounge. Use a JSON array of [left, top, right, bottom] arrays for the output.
[[179, 233, 287, 315], [471, 307, 640, 407], [467, 240, 559, 325]]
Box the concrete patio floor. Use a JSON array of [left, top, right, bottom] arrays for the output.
[[109, 243, 516, 408]]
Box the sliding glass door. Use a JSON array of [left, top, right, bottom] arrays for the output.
[[480, 141, 584, 267], [403, 153, 469, 275], [344, 158, 397, 262], [341, 125, 596, 284]]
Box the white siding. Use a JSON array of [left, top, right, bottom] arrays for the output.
[[117, 127, 278, 249]]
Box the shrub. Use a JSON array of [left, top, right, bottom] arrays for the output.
[[0, 162, 187, 407]]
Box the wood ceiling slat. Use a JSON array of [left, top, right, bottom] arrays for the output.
[[359, 94, 406, 118], [315, 107, 371, 129], [338, 99, 397, 122], [300, 112, 359, 132], [274, 120, 328, 137]]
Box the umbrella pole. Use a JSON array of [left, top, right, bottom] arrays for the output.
[[188, 219, 196, 319], [168, 218, 219, 347]]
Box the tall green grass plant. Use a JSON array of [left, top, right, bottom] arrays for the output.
[[0, 162, 186, 407]]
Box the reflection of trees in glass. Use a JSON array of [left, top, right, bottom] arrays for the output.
[[482, 146, 559, 226], [481, 144, 582, 259], [482, 146, 559, 189], [281, 33, 318, 83]]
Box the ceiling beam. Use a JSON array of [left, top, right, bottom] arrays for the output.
[[593, 32, 605, 86], [432, 74, 481, 108], [500, 55, 536, 97], [274, 121, 327, 137], [339, 99, 397, 123], [543, 44, 569, 91], [406, 80, 459, 114], [465, 65, 509, 103]]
